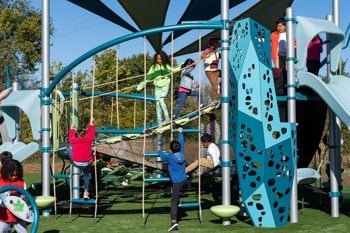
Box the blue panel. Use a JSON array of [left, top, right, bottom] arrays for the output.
[[228, 18, 296, 227]]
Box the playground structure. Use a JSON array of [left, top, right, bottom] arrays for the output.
[[0, 0, 349, 230]]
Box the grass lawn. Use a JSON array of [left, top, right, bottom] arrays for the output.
[[22, 173, 350, 233]]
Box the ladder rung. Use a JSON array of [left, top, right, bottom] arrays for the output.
[[52, 174, 69, 179], [172, 128, 199, 133], [179, 202, 200, 208], [71, 198, 96, 205], [144, 177, 170, 183], [144, 152, 159, 157]]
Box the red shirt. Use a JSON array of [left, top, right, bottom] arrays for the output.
[[270, 31, 281, 66], [0, 178, 25, 223], [307, 37, 323, 61], [68, 125, 96, 162]]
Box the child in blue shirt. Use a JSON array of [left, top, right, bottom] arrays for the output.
[[158, 127, 187, 232]]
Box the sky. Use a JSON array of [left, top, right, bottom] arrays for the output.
[[31, 0, 350, 80]]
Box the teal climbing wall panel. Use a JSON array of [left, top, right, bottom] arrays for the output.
[[228, 18, 296, 227]]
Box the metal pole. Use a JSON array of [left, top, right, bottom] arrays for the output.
[[71, 83, 81, 199], [332, 0, 342, 203], [332, 0, 339, 26], [41, 0, 51, 216], [286, 7, 298, 223], [220, 0, 231, 226], [12, 81, 21, 143], [327, 11, 340, 217]]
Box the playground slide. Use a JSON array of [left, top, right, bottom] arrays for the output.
[[298, 71, 350, 129], [297, 71, 350, 167]]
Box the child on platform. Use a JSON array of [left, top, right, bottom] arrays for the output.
[[307, 35, 323, 75], [137, 51, 182, 125], [173, 58, 202, 119], [200, 36, 221, 102], [0, 157, 27, 233], [271, 18, 287, 70]]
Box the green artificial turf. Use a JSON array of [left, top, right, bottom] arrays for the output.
[[22, 173, 350, 233]]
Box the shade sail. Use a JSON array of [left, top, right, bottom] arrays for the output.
[[67, 0, 293, 55], [162, 0, 246, 46], [118, 0, 170, 51], [173, 0, 294, 57], [67, 0, 138, 33]]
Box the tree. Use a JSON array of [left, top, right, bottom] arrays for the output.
[[93, 50, 155, 129], [0, 0, 47, 88]]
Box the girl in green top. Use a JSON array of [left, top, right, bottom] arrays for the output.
[[137, 51, 181, 125]]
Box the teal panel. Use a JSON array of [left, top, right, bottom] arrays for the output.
[[0, 90, 41, 140], [0, 142, 39, 162], [228, 18, 296, 227]]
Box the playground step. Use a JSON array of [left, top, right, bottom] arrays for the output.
[[71, 198, 96, 205], [144, 177, 170, 183], [52, 174, 70, 179], [172, 128, 199, 133], [179, 202, 200, 208], [144, 152, 159, 157]]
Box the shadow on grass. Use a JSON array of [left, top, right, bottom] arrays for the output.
[[297, 185, 350, 217]]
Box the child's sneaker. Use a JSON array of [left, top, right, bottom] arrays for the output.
[[83, 191, 89, 200], [121, 179, 129, 186], [168, 223, 178, 232]]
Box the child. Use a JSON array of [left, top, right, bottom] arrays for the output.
[[158, 127, 187, 232], [186, 133, 220, 174], [307, 35, 323, 75], [68, 117, 95, 199], [0, 158, 28, 233], [200, 35, 221, 102], [0, 151, 13, 166], [137, 51, 181, 125], [173, 58, 202, 119], [271, 18, 287, 70]]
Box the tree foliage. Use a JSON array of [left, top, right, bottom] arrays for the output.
[[92, 50, 155, 129], [0, 0, 46, 88]]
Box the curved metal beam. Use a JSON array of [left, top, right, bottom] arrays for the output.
[[45, 21, 222, 97]]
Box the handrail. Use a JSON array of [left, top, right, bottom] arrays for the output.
[[45, 21, 223, 97]]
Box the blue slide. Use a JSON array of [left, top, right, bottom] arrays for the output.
[[298, 71, 350, 129], [296, 71, 350, 167]]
